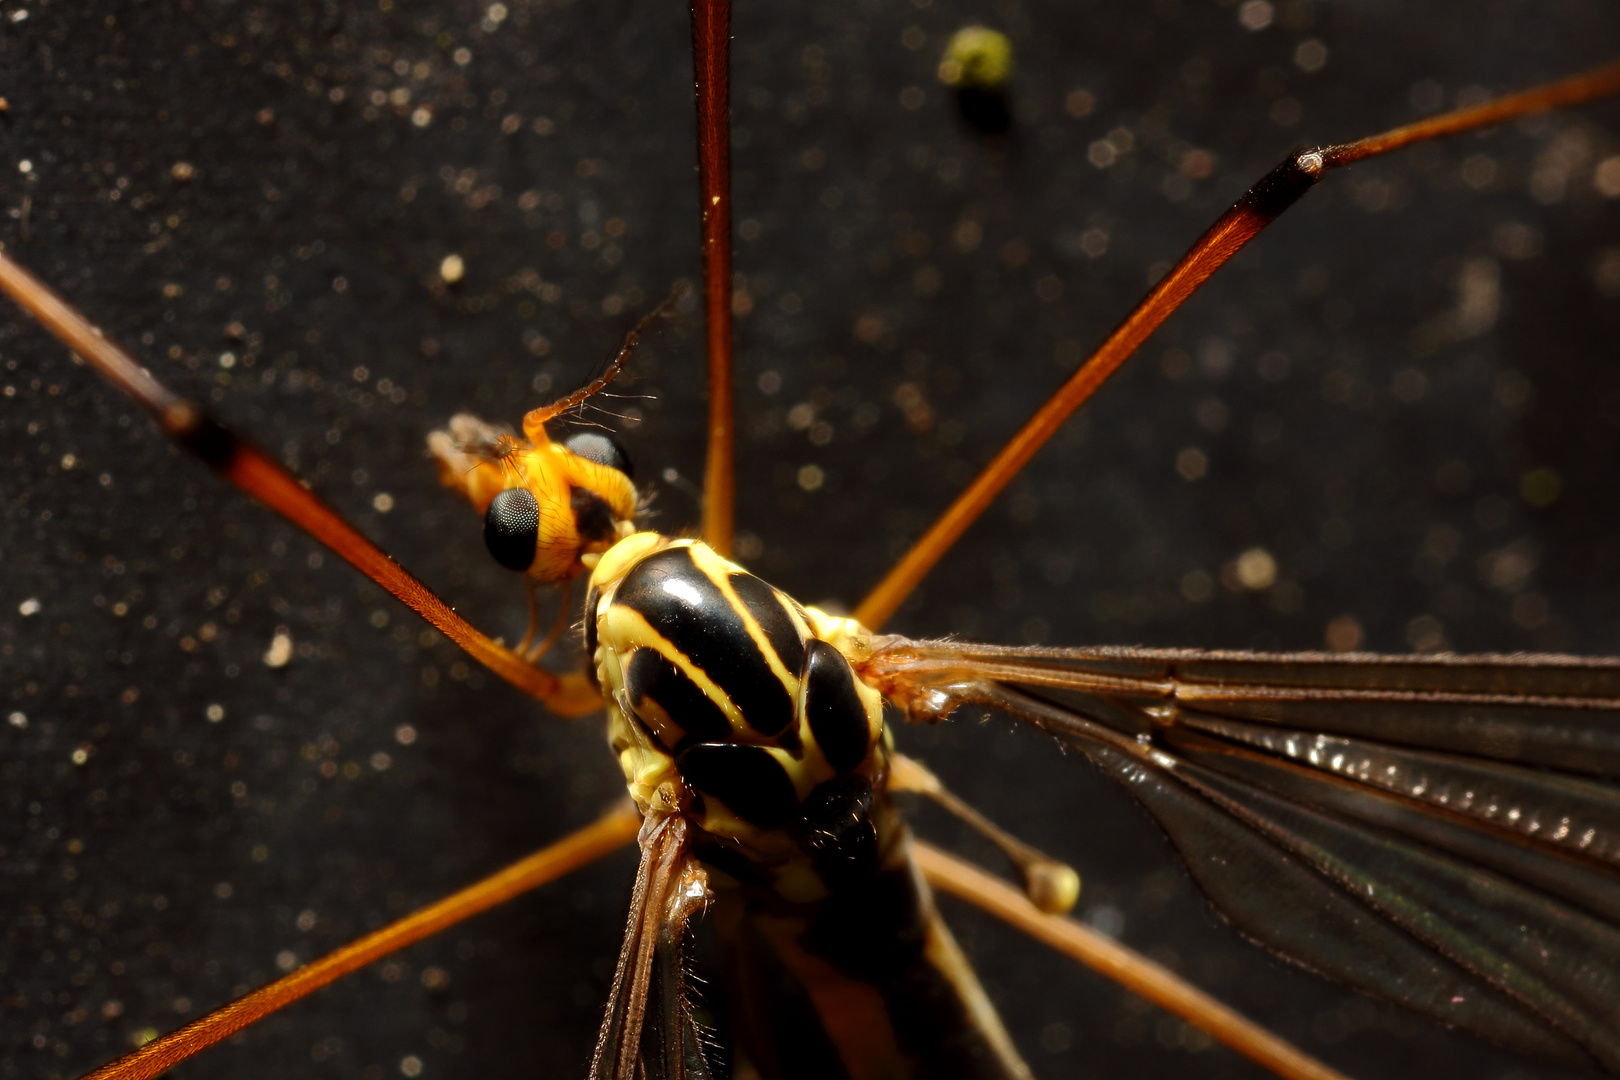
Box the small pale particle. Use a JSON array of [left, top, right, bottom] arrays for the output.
[[1235, 547, 1279, 590], [264, 629, 294, 668]]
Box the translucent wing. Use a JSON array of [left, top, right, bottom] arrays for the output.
[[863, 641, 1620, 1073], [590, 815, 716, 1080]]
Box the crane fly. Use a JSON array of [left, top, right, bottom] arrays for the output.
[[3, 1, 1620, 1079]]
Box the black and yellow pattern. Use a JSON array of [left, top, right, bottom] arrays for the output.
[[588, 534, 893, 904], [428, 413, 639, 583], [589, 534, 1031, 1079]]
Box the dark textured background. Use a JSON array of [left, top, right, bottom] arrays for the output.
[[2, 1, 1618, 1078]]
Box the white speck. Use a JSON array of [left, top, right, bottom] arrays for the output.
[[264, 629, 294, 668], [71, 746, 91, 765], [264, 625, 296, 667], [1175, 447, 1207, 482], [411, 106, 434, 128], [370, 751, 393, 771], [18, 598, 40, 616], [1234, 547, 1277, 590], [205, 703, 225, 723], [400, 1055, 424, 1078], [9, 10, 28, 24], [1293, 39, 1328, 74], [372, 492, 395, 513], [1237, 0, 1273, 31], [8, 711, 26, 728], [16, 158, 32, 173], [439, 253, 465, 283], [394, 723, 417, 746], [275, 950, 299, 972]]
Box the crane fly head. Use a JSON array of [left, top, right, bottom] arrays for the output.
[[427, 412, 638, 582]]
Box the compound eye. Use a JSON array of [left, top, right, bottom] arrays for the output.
[[483, 488, 540, 572], [563, 431, 633, 479]]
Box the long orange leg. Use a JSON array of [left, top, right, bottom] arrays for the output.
[[80, 806, 641, 1080], [0, 252, 602, 714], [691, 0, 736, 558], [915, 844, 1351, 1080], [853, 60, 1620, 632], [0, 3, 737, 1074], [9, 14, 1607, 1080]]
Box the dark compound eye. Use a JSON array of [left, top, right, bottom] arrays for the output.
[[483, 488, 540, 572], [563, 431, 633, 479]]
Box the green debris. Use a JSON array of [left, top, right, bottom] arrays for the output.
[[937, 26, 1014, 91]]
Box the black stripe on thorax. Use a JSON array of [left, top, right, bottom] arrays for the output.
[[728, 571, 807, 675], [614, 546, 795, 737], [624, 646, 732, 748], [802, 640, 871, 774], [678, 742, 799, 828]]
